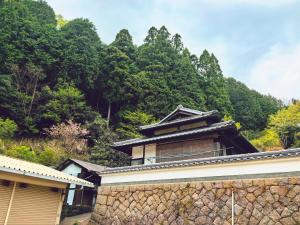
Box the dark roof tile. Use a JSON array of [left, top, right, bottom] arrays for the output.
[[101, 148, 300, 174]]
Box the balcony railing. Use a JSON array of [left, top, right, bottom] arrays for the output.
[[130, 147, 233, 165]]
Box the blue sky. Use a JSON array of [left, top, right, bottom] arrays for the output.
[[46, 0, 300, 100]]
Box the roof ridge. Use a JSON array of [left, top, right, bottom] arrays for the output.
[[140, 110, 219, 130]]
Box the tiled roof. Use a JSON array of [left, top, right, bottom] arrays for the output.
[[140, 110, 219, 130], [159, 105, 204, 123], [113, 121, 235, 147], [0, 154, 94, 187], [70, 159, 106, 173], [101, 148, 300, 174]]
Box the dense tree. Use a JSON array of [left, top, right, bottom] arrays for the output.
[[59, 18, 103, 92], [268, 101, 300, 148], [87, 116, 130, 167], [116, 111, 157, 139], [198, 50, 232, 116], [23, 0, 56, 26], [97, 46, 131, 127], [226, 78, 282, 130], [37, 84, 96, 128], [251, 101, 300, 150], [112, 29, 136, 60], [133, 26, 206, 118]]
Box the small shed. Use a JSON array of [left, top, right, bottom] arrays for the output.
[[0, 154, 93, 225], [57, 159, 106, 217]]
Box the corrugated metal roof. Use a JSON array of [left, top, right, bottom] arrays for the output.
[[113, 120, 235, 147], [140, 110, 218, 130], [0, 154, 94, 187], [101, 148, 300, 174]]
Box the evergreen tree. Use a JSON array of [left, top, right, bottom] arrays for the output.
[[112, 29, 136, 60], [198, 50, 233, 116], [97, 46, 131, 127], [59, 18, 103, 92]]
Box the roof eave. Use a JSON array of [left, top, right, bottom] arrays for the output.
[[0, 166, 94, 188], [113, 121, 235, 149]]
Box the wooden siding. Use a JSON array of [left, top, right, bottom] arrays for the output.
[[0, 181, 13, 225], [156, 138, 216, 163], [154, 121, 208, 136], [179, 121, 207, 131], [6, 184, 62, 225], [154, 127, 178, 136]]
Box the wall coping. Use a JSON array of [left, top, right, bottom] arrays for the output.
[[101, 148, 300, 174]]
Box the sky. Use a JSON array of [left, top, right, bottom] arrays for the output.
[[46, 0, 300, 100]]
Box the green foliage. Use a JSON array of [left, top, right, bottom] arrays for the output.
[[116, 111, 158, 139], [0, 0, 286, 163], [39, 84, 95, 126], [60, 18, 103, 91], [198, 50, 233, 116], [250, 101, 300, 150], [0, 118, 18, 139], [87, 116, 130, 167], [133, 26, 206, 118], [6, 145, 37, 162], [23, 0, 56, 26], [56, 14, 68, 29], [268, 101, 300, 148], [251, 129, 282, 151], [38, 147, 60, 166], [223, 114, 241, 130], [226, 78, 282, 131]]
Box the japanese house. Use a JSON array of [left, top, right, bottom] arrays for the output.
[[57, 159, 106, 217], [0, 154, 93, 225], [112, 105, 258, 166]]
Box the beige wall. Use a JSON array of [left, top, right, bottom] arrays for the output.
[[131, 146, 143, 160], [0, 172, 67, 225]]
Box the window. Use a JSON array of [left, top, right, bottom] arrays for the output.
[[131, 158, 144, 166]]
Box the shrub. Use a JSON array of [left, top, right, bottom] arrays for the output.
[[6, 145, 37, 162], [38, 147, 60, 166], [0, 118, 18, 139]]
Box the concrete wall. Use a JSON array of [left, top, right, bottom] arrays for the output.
[[90, 177, 300, 225]]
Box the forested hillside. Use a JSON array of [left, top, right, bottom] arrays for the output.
[[0, 0, 288, 166]]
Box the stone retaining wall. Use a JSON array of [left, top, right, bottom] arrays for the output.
[[90, 177, 300, 225]]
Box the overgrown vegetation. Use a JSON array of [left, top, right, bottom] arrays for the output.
[[0, 0, 295, 166], [251, 101, 300, 150]]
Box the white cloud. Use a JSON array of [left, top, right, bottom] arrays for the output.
[[248, 43, 300, 100]]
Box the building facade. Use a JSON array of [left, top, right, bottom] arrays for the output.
[[113, 105, 257, 166], [89, 106, 300, 225], [0, 155, 93, 225]]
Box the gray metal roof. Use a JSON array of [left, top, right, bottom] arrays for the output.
[[70, 159, 106, 173], [101, 148, 300, 174], [113, 120, 235, 147], [0, 154, 94, 187], [159, 105, 205, 124], [140, 110, 218, 131]]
